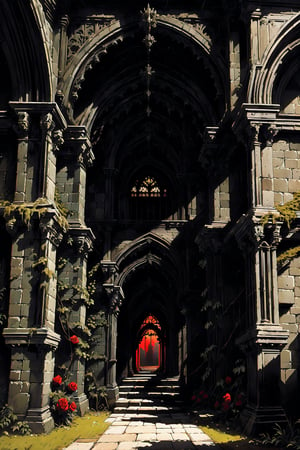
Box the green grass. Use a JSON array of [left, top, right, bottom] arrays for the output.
[[0, 411, 109, 450], [200, 424, 245, 444]]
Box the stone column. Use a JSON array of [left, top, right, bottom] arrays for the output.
[[233, 104, 289, 433], [56, 125, 95, 414], [3, 102, 66, 433], [103, 283, 124, 407], [235, 217, 289, 434]]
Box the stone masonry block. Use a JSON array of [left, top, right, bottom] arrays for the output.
[[279, 289, 294, 304], [273, 168, 291, 178], [289, 179, 300, 192], [281, 349, 291, 369], [274, 179, 288, 192], [278, 276, 294, 289], [283, 193, 294, 203], [280, 313, 296, 324], [286, 159, 298, 169]]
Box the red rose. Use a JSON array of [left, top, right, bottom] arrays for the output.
[[69, 401, 77, 412], [70, 335, 79, 344], [68, 382, 78, 392], [57, 398, 68, 411], [223, 393, 231, 403], [225, 376, 232, 385], [191, 395, 196, 401], [235, 399, 243, 407], [214, 400, 220, 409], [203, 393, 208, 400], [53, 375, 62, 385]]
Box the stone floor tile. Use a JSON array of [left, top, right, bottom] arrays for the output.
[[136, 433, 157, 441], [117, 442, 152, 449], [156, 432, 173, 440], [105, 425, 127, 434], [98, 434, 137, 442], [63, 443, 94, 450], [93, 443, 118, 450], [172, 432, 190, 440]]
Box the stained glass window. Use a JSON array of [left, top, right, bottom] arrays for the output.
[[131, 176, 166, 198]]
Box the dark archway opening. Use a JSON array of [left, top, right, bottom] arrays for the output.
[[136, 314, 164, 372]]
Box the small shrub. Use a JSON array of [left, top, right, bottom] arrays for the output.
[[0, 405, 31, 435]]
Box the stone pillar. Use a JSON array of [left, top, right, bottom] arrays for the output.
[[56, 125, 95, 414], [69, 228, 95, 415], [103, 283, 124, 407], [232, 104, 289, 433], [235, 217, 289, 434], [3, 102, 66, 433]]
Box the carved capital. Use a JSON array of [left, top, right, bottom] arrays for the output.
[[260, 124, 278, 148], [64, 126, 95, 169], [52, 129, 64, 153], [101, 260, 119, 283], [69, 227, 95, 259], [40, 112, 55, 134], [39, 213, 65, 247], [14, 112, 31, 138], [103, 284, 124, 317]]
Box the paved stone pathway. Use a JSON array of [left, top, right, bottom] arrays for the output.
[[65, 372, 219, 450]]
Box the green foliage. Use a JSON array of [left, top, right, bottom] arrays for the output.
[[0, 406, 31, 436], [54, 188, 71, 231], [0, 412, 109, 449], [0, 198, 48, 227], [85, 373, 108, 411], [277, 246, 300, 268], [258, 423, 300, 449], [276, 193, 300, 228]]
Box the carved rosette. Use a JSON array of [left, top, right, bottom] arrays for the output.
[[103, 284, 124, 317]]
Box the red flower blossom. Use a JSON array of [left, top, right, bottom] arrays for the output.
[[69, 401, 77, 412], [70, 335, 79, 344], [235, 399, 243, 407], [191, 395, 197, 401], [53, 375, 62, 385], [203, 393, 208, 400], [214, 400, 220, 409], [68, 382, 78, 392], [225, 376, 232, 385], [56, 397, 69, 411], [223, 393, 231, 403]]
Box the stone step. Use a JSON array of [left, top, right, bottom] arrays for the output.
[[113, 405, 182, 414], [119, 390, 180, 399]]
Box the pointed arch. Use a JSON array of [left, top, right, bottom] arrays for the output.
[[248, 13, 300, 104]]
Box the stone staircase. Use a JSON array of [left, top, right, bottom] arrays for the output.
[[114, 370, 183, 415]]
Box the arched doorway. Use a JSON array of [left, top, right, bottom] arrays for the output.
[[136, 314, 165, 372]]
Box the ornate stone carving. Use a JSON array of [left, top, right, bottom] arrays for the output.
[[103, 284, 124, 317], [101, 261, 118, 283], [14, 112, 31, 138], [52, 129, 64, 153], [67, 17, 117, 63], [39, 213, 65, 248], [72, 234, 94, 259], [40, 113, 55, 134]]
